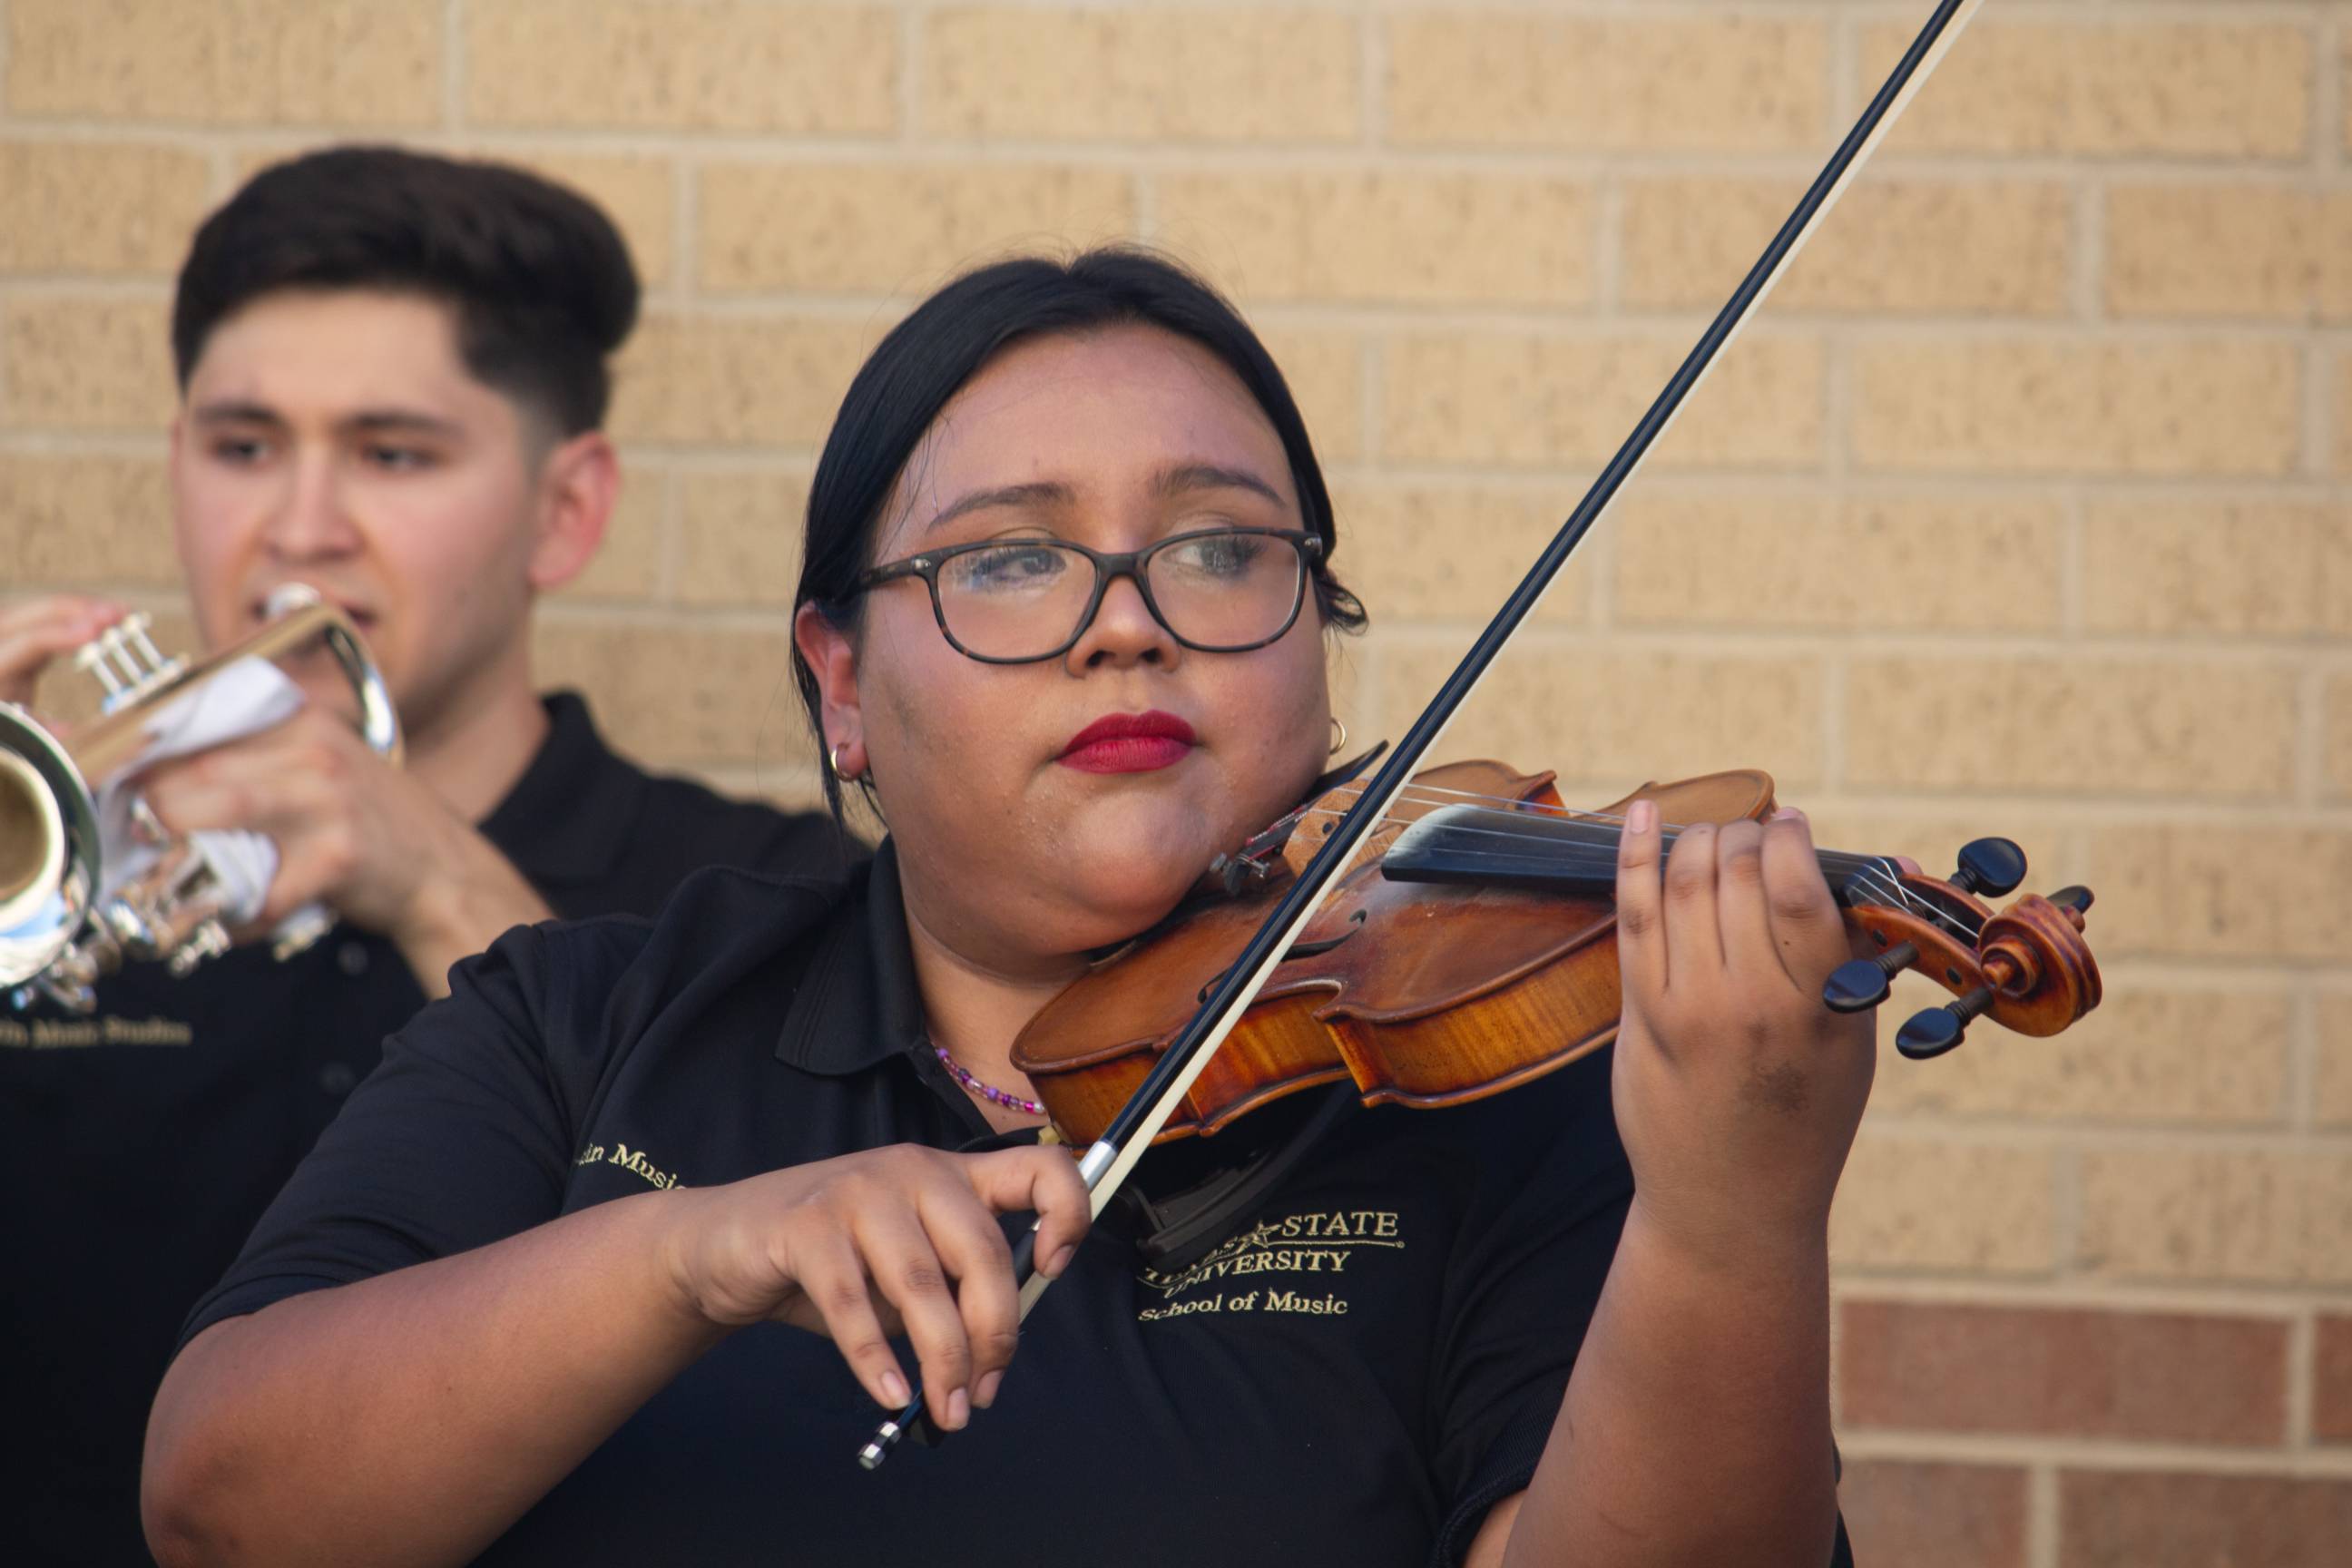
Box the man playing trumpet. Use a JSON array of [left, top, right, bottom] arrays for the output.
[[0, 147, 852, 1565]]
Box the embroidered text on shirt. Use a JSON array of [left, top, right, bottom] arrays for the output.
[[574, 1141, 685, 1191]]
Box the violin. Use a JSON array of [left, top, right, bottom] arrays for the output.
[[860, 0, 1995, 1465], [1013, 761, 2101, 1152]]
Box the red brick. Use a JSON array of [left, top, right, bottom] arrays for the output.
[[2318, 1314, 2352, 1444], [2059, 1471, 2352, 1568], [1839, 1300, 2287, 1445], [1838, 1461, 2026, 1568]]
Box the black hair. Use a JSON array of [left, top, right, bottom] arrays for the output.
[[793, 247, 1367, 820], [172, 145, 639, 436]]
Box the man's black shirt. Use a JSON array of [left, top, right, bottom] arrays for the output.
[[181, 842, 1658, 1567], [1, 692, 854, 1566]]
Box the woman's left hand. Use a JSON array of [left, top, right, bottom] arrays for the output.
[[1608, 799, 1876, 1269]]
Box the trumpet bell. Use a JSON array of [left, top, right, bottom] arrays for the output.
[[0, 705, 99, 1002], [1, 594, 399, 1012]]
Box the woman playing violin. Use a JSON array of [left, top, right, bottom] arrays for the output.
[[144, 250, 1877, 1567]]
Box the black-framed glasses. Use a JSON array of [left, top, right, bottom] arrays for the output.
[[849, 527, 1324, 664]]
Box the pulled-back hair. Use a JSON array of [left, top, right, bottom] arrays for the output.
[[172, 145, 640, 435], [793, 248, 1366, 820]]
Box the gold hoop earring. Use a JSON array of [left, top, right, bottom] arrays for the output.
[[1328, 717, 1348, 756], [828, 742, 862, 782]]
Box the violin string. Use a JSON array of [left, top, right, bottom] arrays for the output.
[[1280, 795, 1975, 941], [1298, 815, 1961, 943], [1297, 780, 1960, 929], [1291, 798, 1927, 907], [1345, 832, 1938, 940], [1285, 774, 1973, 937], [1294, 786, 1932, 902], [1318, 777, 1638, 822]]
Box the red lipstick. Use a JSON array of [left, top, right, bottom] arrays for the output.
[[1057, 710, 1198, 774]]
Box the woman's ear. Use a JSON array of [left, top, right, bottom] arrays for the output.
[[793, 601, 866, 779]]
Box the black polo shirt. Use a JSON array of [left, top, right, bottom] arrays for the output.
[[1, 691, 855, 1567], [182, 839, 1672, 1568]]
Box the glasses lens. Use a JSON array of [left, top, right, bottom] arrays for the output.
[[934, 541, 1096, 660], [1145, 532, 1306, 650]]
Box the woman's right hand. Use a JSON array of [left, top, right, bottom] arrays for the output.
[[0, 594, 126, 706], [659, 1143, 1091, 1431]]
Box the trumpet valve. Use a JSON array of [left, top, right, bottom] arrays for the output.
[[72, 612, 184, 711], [270, 905, 334, 962], [24, 940, 109, 1014], [166, 918, 232, 978], [95, 897, 159, 960]]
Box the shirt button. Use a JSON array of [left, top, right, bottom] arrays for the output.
[[337, 942, 370, 976], [318, 1062, 358, 1098]]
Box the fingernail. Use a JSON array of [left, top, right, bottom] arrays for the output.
[[975, 1369, 1003, 1409], [946, 1387, 971, 1430], [880, 1369, 910, 1406], [1046, 1245, 1076, 1277], [1627, 799, 1655, 833], [1773, 806, 1802, 821]]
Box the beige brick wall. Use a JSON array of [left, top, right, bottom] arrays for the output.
[[3, 3, 2347, 1562]]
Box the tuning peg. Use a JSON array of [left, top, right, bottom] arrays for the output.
[[1951, 838, 2026, 898], [1897, 984, 1994, 1060], [1823, 940, 1919, 1014], [2047, 885, 2094, 914]]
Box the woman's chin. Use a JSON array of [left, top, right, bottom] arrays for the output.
[[1046, 861, 1210, 947], [1056, 787, 1231, 863]]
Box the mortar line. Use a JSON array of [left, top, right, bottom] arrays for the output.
[[2288, 988, 2321, 1136], [2289, 1303, 2319, 1447], [442, 0, 464, 132], [2059, 486, 2087, 639], [1835, 1431, 2352, 1475], [2073, 178, 2103, 324], [899, 3, 924, 148], [2026, 1464, 2059, 1568]]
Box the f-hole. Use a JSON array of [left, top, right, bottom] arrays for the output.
[[1196, 910, 1367, 1003]]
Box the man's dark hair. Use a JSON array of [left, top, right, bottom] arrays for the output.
[[172, 145, 640, 436], [793, 247, 1366, 822]]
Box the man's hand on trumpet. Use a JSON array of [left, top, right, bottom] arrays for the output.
[[134, 705, 554, 999], [0, 594, 129, 707]]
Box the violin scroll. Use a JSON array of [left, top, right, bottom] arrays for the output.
[[1827, 839, 2101, 1061]]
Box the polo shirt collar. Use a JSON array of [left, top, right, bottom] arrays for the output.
[[771, 838, 927, 1077], [476, 691, 646, 887]]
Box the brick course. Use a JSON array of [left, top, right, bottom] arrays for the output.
[[2058, 1472, 2352, 1568], [1839, 1299, 2288, 1445], [1837, 1461, 2026, 1568]]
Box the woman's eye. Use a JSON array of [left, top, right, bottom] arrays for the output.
[[950, 544, 1069, 592], [1171, 533, 1265, 578]]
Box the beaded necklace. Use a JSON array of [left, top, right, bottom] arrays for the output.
[[932, 1043, 1045, 1117]]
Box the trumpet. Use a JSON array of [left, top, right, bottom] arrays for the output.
[[0, 586, 399, 1013]]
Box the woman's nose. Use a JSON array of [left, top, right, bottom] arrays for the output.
[[1065, 571, 1178, 671]]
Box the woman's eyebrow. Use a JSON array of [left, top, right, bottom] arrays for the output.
[[924, 480, 1072, 533], [1152, 462, 1283, 505], [920, 463, 1281, 534]]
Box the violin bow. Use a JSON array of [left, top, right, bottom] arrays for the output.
[[859, 0, 1986, 1467]]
